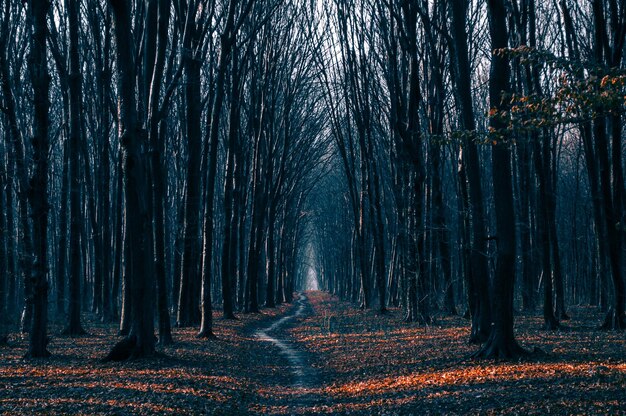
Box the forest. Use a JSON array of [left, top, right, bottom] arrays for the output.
[[0, 0, 624, 414]]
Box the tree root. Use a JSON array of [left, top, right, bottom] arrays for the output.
[[600, 308, 626, 330], [556, 310, 570, 321], [197, 330, 217, 339], [60, 326, 88, 337], [224, 312, 239, 320], [472, 336, 530, 361], [543, 316, 560, 330], [24, 349, 50, 359], [102, 335, 137, 362], [24, 336, 51, 359], [468, 327, 489, 344], [158, 333, 174, 346]]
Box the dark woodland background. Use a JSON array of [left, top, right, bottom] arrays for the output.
[[0, 0, 624, 406]]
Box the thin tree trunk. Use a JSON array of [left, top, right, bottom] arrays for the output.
[[220, 45, 240, 319], [177, 54, 202, 327], [56, 141, 70, 317], [0, 24, 35, 335], [62, 0, 87, 336], [450, 0, 491, 342], [146, 0, 173, 345]]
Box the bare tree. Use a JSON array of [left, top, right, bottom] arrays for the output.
[[473, 0, 527, 359], [25, 0, 52, 358]]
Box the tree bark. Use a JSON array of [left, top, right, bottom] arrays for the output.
[[105, 0, 155, 360], [177, 50, 202, 327], [450, 0, 491, 342], [146, 0, 173, 345], [0, 15, 35, 335], [62, 0, 87, 337], [220, 44, 240, 319], [26, 0, 52, 358], [474, 0, 527, 359]]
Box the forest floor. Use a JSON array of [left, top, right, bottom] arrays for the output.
[[0, 291, 625, 415]]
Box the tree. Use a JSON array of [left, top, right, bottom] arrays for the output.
[[105, 0, 155, 360], [473, 0, 527, 359], [0, 0, 36, 336], [61, 0, 87, 337], [25, 0, 52, 358], [590, 0, 625, 330], [146, 0, 174, 345], [177, 0, 205, 328], [450, 0, 492, 343]]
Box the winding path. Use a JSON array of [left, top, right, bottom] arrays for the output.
[[254, 293, 316, 389]]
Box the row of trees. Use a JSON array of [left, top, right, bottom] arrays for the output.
[[0, 0, 328, 358], [310, 0, 624, 358], [0, 0, 623, 361]]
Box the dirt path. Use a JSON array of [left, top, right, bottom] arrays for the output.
[[254, 293, 316, 388], [247, 293, 323, 414]]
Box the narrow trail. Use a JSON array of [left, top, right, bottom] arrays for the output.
[[254, 292, 320, 410]]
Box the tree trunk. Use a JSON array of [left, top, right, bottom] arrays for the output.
[[0, 157, 6, 341], [177, 54, 202, 327], [199, 30, 236, 336], [62, 0, 87, 337], [56, 140, 70, 317], [535, 129, 560, 329], [474, 0, 527, 359], [105, 0, 155, 361], [0, 20, 35, 335], [4, 153, 17, 317], [220, 45, 240, 319], [26, 0, 52, 358], [146, 0, 173, 346], [591, 0, 625, 329], [450, 0, 491, 342], [93, 4, 113, 323]]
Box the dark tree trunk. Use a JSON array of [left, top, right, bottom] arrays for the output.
[[105, 0, 155, 361], [114, 159, 126, 327], [246, 140, 264, 314], [591, 0, 625, 329], [518, 139, 536, 312], [0, 156, 6, 340], [547, 144, 568, 321], [220, 44, 240, 319], [4, 154, 17, 317], [450, 0, 491, 342], [245, 52, 265, 314], [432, 145, 456, 315], [474, 0, 527, 359], [146, 0, 173, 345], [56, 141, 70, 317], [265, 201, 277, 308], [367, 130, 386, 314], [62, 0, 87, 337], [559, 0, 612, 315], [92, 3, 114, 323], [199, 30, 236, 336], [26, 0, 52, 358], [534, 131, 559, 330], [153, 120, 173, 344], [0, 18, 35, 335], [424, 5, 454, 315], [177, 54, 202, 328], [394, 0, 428, 323]]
